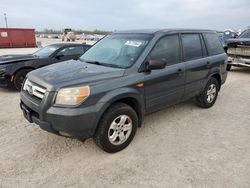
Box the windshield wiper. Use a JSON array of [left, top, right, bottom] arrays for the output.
[[82, 60, 123, 68]]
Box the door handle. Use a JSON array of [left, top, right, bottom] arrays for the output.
[[206, 62, 211, 68], [177, 68, 184, 73]]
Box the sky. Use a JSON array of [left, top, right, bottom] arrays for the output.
[[0, 0, 250, 31]]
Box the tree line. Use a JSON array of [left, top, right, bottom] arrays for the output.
[[36, 29, 111, 35]]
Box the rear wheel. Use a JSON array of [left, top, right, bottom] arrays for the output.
[[196, 77, 219, 108], [14, 69, 32, 91], [94, 103, 138, 153]]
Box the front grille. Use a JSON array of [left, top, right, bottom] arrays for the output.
[[23, 79, 46, 100]]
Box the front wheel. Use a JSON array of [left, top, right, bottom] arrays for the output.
[[196, 78, 219, 108], [14, 69, 32, 91], [94, 103, 138, 153]]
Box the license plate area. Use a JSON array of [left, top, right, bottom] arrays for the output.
[[21, 104, 33, 123]]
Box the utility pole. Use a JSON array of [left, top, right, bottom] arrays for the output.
[[4, 13, 8, 28]]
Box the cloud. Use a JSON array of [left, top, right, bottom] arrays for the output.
[[0, 0, 249, 31]]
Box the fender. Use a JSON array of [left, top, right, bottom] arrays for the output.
[[208, 67, 221, 80], [92, 87, 145, 132]]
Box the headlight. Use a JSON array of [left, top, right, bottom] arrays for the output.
[[55, 86, 90, 106]]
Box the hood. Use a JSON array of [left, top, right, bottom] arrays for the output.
[[28, 60, 125, 90], [227, 38, 250, 47], [0, 54, 38, 65]]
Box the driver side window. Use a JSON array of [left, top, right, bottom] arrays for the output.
[[149, 35, 180, 66], [57, 46, 84, 56]]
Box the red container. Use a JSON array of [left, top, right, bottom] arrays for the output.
[[0, 28, 36, 48]]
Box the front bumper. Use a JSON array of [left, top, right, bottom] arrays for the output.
[[20, 90, 102, 140]]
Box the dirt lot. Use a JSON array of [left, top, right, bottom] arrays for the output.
[[0, 42, 250, 187]]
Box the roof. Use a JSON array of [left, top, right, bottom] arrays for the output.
[[114, 28, 216, 34], [47, 43, 90, 47]]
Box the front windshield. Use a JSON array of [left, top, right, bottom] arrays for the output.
[[239, 30, 250, 38], [33, 45, 60, 57], [80, 34, 153, 68]]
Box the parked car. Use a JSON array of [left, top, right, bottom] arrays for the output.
[[48, 34, 59, 39], [226, 29, 250, 70], [0, 43, 91, 90], [20, 29, 227, 153], [220, 30, 238, 52]]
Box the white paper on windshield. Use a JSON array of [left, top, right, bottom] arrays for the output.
[[125, 41, 142, 47]]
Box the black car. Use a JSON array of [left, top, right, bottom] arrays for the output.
[[20, 29, 227, 153], [0, 43, 91, 90]]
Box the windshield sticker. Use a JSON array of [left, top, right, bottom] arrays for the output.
[[125, 41, 143, 47]]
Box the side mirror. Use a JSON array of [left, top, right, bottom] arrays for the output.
[[146, 59, 166, 70]]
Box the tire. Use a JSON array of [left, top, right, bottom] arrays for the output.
[[196, 77, 219, 108], [226, 64, 232, 71], [94, 103, 138, 153], [14, 69, 32, 91]]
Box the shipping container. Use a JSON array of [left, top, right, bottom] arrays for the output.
[[0, 28, 36, 48]]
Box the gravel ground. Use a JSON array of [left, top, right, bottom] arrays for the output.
[[0, 44, 250, 187]]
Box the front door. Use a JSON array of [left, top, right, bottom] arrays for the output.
[[55, 46, 85, 62], [144, 34, 186, 114]]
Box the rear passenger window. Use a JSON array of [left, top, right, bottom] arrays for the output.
[[181, 34, 203, 61], [149, 35, 180, 66], [203, 33, 224, 55]]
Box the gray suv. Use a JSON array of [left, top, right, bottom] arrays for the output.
[[20, 29, 227, 153]]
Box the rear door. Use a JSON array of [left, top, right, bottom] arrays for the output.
[[181, 33, 210, 100], [144, 34, 186, 113], [202, 33, 227, 76]]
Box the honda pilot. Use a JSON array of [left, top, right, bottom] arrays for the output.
[[20, 29, 227, 153]]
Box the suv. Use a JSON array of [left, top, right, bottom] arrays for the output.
[[20, 29, 227, 153]]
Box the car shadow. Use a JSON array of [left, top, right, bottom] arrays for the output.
[[30, 99, 198, 155], [229, 67, 250, 74], [0, 86, 18, 93]]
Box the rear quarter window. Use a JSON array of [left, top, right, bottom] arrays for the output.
[[203, 33, 224, 55]]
